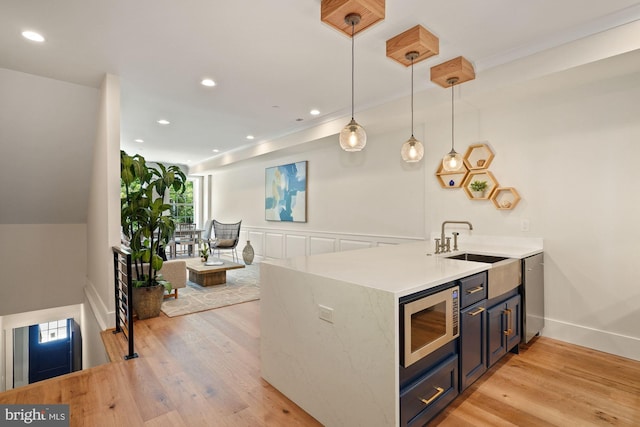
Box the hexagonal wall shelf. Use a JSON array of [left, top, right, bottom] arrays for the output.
[[462, 170, 499, 200], [490, 187, 521, 210], [463, 143, 495, 170], [435, 162, 468, 189]]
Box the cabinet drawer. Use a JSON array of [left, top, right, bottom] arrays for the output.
[[400, 354, 458, 427], [460, 272, 487, 308]]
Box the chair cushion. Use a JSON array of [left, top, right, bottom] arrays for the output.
[[216, 239, 236, 248]]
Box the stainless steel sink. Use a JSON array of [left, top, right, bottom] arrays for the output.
[[446, 252, 521, 299]]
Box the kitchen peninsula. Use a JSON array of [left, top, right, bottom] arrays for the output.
[[260, 237, 542, 427]]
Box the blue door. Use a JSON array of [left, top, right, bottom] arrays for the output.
[[28, 319, 79, 383]]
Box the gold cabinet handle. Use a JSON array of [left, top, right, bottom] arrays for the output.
[[468, 307, 485, 316], [503, 308, 512, 336], [466, 286, 484, 294], [420, 386, 445, 406]]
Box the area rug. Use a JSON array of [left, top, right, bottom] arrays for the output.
[[161, 263, 259, 317]]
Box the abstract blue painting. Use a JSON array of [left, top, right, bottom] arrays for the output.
[[265, 161, 307, 222]]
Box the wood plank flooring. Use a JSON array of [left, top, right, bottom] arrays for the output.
[[1, 300, 638, 426]]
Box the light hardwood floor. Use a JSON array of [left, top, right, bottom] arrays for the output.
[[1, 300, 638, 426]]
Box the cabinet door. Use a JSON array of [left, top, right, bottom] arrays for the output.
[[487, 302, 507, 367], [487, 295, 522, 367], [460, 300, 487, 391], [505, 294, 521, 351]]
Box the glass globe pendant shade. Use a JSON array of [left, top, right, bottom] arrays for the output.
[[339, 118, 367, 151], [442, 149, 463, 171], [401, 136, 424, 162]]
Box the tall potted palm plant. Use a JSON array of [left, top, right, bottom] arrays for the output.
[[120, 150, 187, 319]]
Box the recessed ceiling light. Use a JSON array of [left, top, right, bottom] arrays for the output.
[[22, 31, 45, 42], [212, 149, 220, 153], [310, 109, 320, 116], [201, 78, 216, 87], [246, 135, 255, 140], [134, 139, 144, 143], [157, 119, 170, 125]]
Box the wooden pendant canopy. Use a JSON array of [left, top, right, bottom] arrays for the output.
[[386, 25, 439, 67], [430, 56, 475, 88], [321, 0, 385, 37]]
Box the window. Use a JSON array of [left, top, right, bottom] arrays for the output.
[[170, 179, 194, 223], [39, 319, 68, 343]]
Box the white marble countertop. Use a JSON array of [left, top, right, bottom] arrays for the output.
[[265, 236, 543, 298]]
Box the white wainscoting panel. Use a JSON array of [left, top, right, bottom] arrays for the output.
[[286, 235, 307, 258], [239, 229, 249, 247], [248, 231, 264, 256], [242, 226, 422, 261], [377, 242, 399, 247], [309, 237, 337, 255], [339, 239, 373, 252], [265, 233, 285, 259]]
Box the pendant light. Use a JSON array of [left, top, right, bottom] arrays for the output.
[[339, 13, 366, 152], [401, 52, 424, 162], [442, 77, 463, 171]]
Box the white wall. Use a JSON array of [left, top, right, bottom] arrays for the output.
[[0, 74, 119, 390], [210, 128, 426, 240], [425, 65, 640, 360], [204, 57, 640, 360], [85, 74, 122, 330], [0, 224, 87, 315], [0, 68, 98, 224], [81, 295, 109, 368]]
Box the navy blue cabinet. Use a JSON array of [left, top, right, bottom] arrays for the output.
[[487, 294, 521, 367], [458, 272, 488, 392], [399, 270, 524, 425], [400, 354, 459, 427], [460, 299, 487, 391], [459, 272, 487, 308]]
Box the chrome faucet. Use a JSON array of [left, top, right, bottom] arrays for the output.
[[436, 221, 474, 254]]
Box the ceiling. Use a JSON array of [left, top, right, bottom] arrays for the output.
[[2, 0, 640, 170]]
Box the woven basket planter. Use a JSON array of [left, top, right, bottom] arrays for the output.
[[132, 285, 165, 320]]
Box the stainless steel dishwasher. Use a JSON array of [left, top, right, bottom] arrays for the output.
[[522, 253, 544, 343]]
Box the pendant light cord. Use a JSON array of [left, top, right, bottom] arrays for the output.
[[350, 22, 355, 120], [411, 57, 414, 137], [451, 81, 455, 151]]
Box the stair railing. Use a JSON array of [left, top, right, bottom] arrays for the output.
[[112, 246, 138, 360]]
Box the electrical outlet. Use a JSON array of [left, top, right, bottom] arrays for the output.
[[521, 219, 530, 232], [318, 305, 334, 323]]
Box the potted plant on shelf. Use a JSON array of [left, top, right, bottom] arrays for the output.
[[470, 180, 488, 198], [120, 150, 187, 319]]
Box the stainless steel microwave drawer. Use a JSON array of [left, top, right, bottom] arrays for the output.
[[459, 272, 487, 308], [400, 354, 459, 427]]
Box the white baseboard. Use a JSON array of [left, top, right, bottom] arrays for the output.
[[84, 279, 114, 331], [542, 318, 640, 362]]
